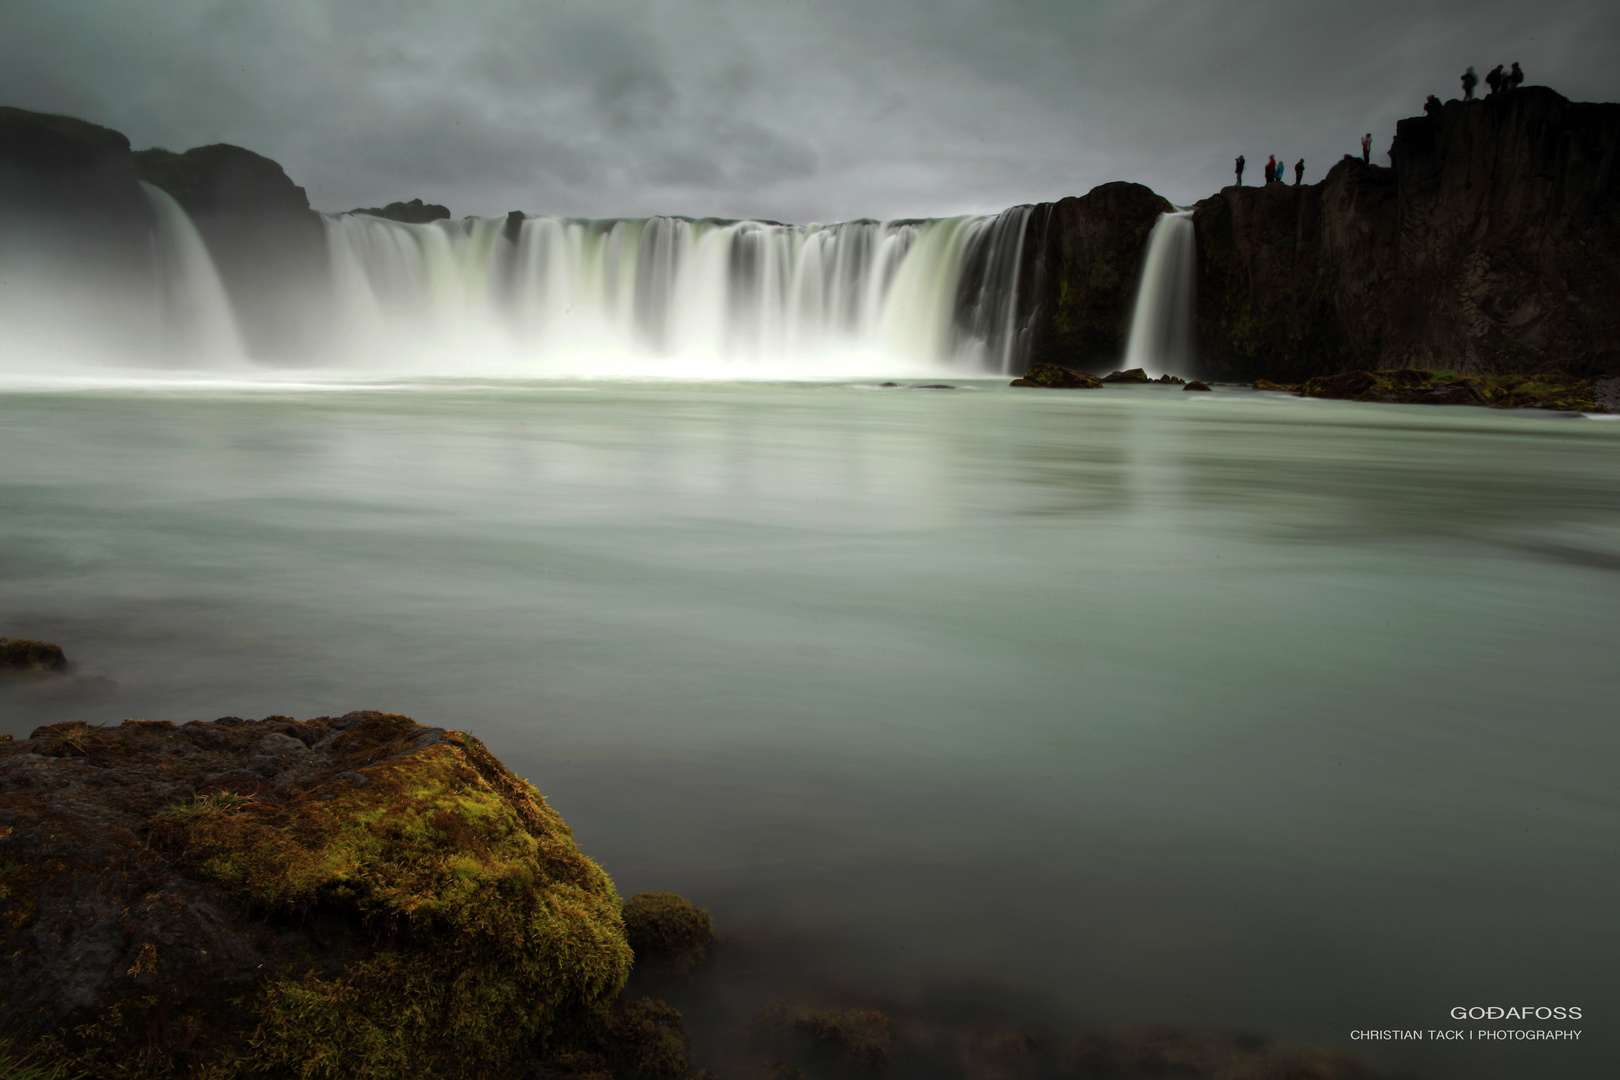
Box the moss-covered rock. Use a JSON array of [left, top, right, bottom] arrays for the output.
[[0, 712, 631, 1079], [0, 640, 67, 675], [1183, 380, 1211, 391], [602, 999, 689, 1080], [620, 892, 713, 972], [1009, 362, 1103, 389]]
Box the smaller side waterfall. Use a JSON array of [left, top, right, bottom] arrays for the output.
[[1122, 210, 1195, 377], [141, 181, 246, 364]]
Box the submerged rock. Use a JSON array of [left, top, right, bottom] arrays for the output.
[[0, 712, 631, 1079], [0, 639, 67, 674], [1010, 362, 1103, 389], [621, 891, 714, 973], [1156, 373, 1187, 384], [1184, 380, 1212, 391], [1102, 367, 1150, 383]]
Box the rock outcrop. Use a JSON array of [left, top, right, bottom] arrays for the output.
[[0, 639, 67, 674], [0, 712, 631, 1079], [347, 198, 450, 224], [0, 107, 155, 283], [1192, 87, 1620, 382], [1021, 183, 1174, 371], [133, 144, 329, 357], [1009, 361, 1104, 388]]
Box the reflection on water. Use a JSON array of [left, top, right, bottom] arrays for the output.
[[2, 381, 1617, 1079]]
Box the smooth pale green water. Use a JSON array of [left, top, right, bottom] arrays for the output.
[[2, 379, 1617, 1078]]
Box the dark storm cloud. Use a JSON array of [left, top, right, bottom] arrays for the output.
[[5, 0, 1619, 221]]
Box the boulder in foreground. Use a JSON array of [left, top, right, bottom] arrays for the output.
[[0, 712, 631, 1079]]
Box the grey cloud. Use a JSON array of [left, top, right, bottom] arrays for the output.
[[3, 0, 1618, 221]]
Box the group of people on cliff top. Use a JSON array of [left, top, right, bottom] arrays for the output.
[[1232, 61, 1528, 190], [1233, 154, 1304, 187], [1461, 62, 1524, 100]]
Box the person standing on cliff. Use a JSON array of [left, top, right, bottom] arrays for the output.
[[1235, 154, 1245, 186], [1294, 159, 1304, 186], [1263, 154, 1275, 184], [1509, 61, 1524, 90], [1425, 94, 1442, 116], [1486, 64, 1504, 95], [1462, 66, 1478, 100], [1360, 133, 1371, 164]]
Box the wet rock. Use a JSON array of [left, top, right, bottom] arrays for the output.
[[910, 383, 956, 389], [622, 891, 714, 972], [604, 998, 690, 1079], [1156, 373, 1187, 384], [757, 1001, 896, 1071], [1102, 367, 1150, 383], [1252, 379, 1299, 391], [1300, 370, 1380, 399], [0, 712, 630, 1078], [1010, 362, 1103, 389], [0, 639, 68, 674], [1184, 380, 1212, 391], [347, 198, 450, 224]]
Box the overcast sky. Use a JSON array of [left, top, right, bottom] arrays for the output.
[[5, 0, 1619, 222]]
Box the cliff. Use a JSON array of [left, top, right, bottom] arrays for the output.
[[1191, 86, 1620, 381], [0, 107, 155, 279], [1020, 182, 1174, 371], [133, 145, 330, 357]]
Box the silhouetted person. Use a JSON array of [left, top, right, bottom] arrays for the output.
[[1508, 61, 1524, 90], [1425, 94, 1442, 116], [1462, 66, 1478, 100], [1294, 159, 1304, 186], [1361, 133, 1371, 164], [1265, 154, 1277, 184], [1486, 64, 1504, 95], [1235, 154, 1245, 186]]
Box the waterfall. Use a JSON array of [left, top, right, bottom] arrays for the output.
[[140, 181, 246, 364], [320, 207, 1037, 377], [1122, 210, 1196, 378]]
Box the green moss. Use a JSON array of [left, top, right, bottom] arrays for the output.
[[620, 892, 713, 971], [38, 717, 633, 1080], [603, 999, 688, 1080]]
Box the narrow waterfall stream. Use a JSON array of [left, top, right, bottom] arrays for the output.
[[1122, 210, 1196, 377]]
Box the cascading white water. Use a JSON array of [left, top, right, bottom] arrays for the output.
[[321, 207, 1035, 378], [1122, 210, 1196, 378], [140, 181, 246, 365]]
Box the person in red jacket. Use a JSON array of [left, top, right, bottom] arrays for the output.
[[1264, 155, 1277, 184], [1361, 133, 1371, 164]]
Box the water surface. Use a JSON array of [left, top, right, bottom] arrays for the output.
[[2, 380, 1616, 1079]]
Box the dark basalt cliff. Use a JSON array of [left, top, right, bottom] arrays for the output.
[[0, 107, 155, 279], [1021, 182, 1174, 370], [133, 144, 330, 357], [1191, 87, 1620, 381]]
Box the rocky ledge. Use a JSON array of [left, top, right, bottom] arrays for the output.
[[0, 712, 646, 1079], [1254, 368, 1607, 411]]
